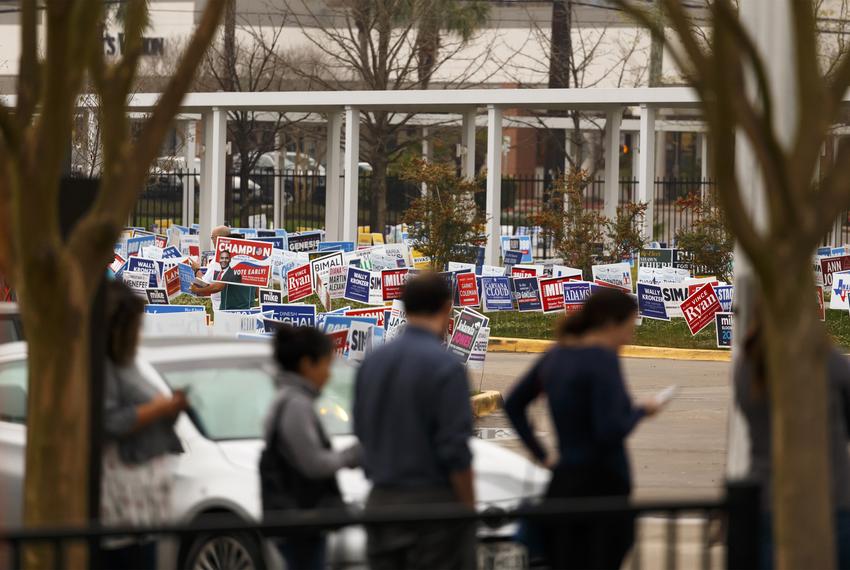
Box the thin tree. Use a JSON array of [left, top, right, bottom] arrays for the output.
[[0, 1, 225, 567], [617, 0, 850, 567]]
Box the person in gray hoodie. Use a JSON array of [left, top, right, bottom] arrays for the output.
[[260, 324, 360, 570]]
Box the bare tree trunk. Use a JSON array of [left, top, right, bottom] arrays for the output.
[[763, 261, 835, 569], [370, 153, 389, 234], [544, 0, 571, 179], [223, 0, 237, 92], [648, 0, 664, 87], [22, 260, 91, 568]]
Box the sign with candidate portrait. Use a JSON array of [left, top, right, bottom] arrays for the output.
[[214, 236, 273, 288]]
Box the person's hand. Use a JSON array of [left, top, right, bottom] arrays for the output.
[[170, 390, 189, 414], [189, 259, 201, 272], [543, 456, 559, 470], [190, 284, 203, 295], [641, 399, 661, 417]]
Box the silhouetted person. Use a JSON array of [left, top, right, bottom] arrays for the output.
[[505, 288, 659, 569], [353, 273, 476, 570], [260, 325, 360, 570], [736, 308, 850, 569]]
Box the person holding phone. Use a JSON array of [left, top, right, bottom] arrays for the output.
[[505, 288, 661, 570]]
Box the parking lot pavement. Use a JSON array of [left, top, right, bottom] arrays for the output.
[[473, 353, 732, 500]]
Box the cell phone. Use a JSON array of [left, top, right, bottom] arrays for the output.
[[654, 385, 678, 407]]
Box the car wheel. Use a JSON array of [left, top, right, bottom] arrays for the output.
[[184, 532, 264, 570]]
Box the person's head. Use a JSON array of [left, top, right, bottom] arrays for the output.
[[401, 273, 453, 335], [219, 250, 232, 270], [560, 288, 638, 349], [105, 280, 146, 366], [273, 324, 334, 390], [211, 225, 231, 246]]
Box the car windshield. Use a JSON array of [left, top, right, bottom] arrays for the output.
[[154, 358, 355, 440]]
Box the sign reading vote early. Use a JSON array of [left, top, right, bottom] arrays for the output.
[[637, 283, 669, 321], [214, 236, 273, 288], [260, 303, 317, 327], [681, 283, 722, 335], [715, 312, 733, 348]]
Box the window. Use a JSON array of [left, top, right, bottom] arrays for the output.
[[0, 361, 27, 424]]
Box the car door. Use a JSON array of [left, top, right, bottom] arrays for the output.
[[0, 357, 27, 525]]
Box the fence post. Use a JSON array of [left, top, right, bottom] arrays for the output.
[[725, 479, 761, 570]]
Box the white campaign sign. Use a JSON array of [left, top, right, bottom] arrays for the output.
[[660, 283, 690, 318], [142, 312, 208, 337]]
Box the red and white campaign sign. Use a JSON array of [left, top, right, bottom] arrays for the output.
[[593, 279, 631, 293], [821, 255, 850, 288], [163, 264, 181, 299], [680, 283, 722, 335], [214, 236, 273, 288], [511, 266, 539, 278], [110, 253, 126, 274], [381, 268, 409, 302], [346, 307, 386, 327], [328, 329, 349, 356], [688, 280, 719, 297], [286, 264, 313, 303], [539, 276, 574, 313], [817, 285, 826, 322], [456, 272, 480, 307]]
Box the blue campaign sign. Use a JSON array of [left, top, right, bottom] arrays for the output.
[[319, 241, 356, 253], [563, 281, 592, 312], [322, 314, 378, 333], [480, 277, 514, 312], [144, 304, 206, 314], [503, 250, 524, 267], [513, 277, 542, 312], [344, 267, 371, 303], [714, 285, 734, 312], [161, 246, 183, 260], [177, 263, 196, 295], [126, 257, 160, 288], [818, 246, 833, 257], [260, 303, 317, 327], [715, 312, 733, 348], [500, 236, 533, 263], [127, 235, 155, 256], [637, 283, 670, 321], [256, 236, 286, 250]]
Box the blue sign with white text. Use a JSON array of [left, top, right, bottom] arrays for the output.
[[344, 267, 371, 303], [637, 283, 670, 321], [500, 236, 533, 263], [144, 304, 206, 314], [714, 285, 734, 313], [319, 241, 356, 253], [126, 257, 160, 288], [256, 236, 286, 250], [260, 303, 317, 327], [480, 276, 514, 312], [503, 250, 524, 267], [161, 246, 183, 259], [127, 235, 155, 256], [563, 282, 592, 312], [513, 277, 542, 312], [322, 314, 378, 333]]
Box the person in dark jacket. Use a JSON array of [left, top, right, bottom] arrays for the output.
[[353, 273, 476, 570], [260, 325, 361, 570], [505, 288, 659, 570]]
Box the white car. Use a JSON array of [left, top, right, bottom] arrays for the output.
[[0, 338, 549, 569]]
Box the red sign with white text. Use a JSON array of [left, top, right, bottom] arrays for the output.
[[345, 307, 386, 328], [328, 329, 349, 356], [688, 281, 719, 297], [287, 264, 313, 302], [820, 255, 850, 288], [163, 265, 181, 299], [539, 276, 574, 313], [214, 236, 273, 288], [381, 268, 409, 302], [681, 283, 722, 335], [511, 266, 538, 278], [456, 272, 480, 307]]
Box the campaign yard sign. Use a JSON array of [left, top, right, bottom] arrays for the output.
[[714, 285, 734, 313], [592, 262, 633, 292], [448, 310, 487, 363], [261, 303, 317, 327], [480, 277, 513, 312], [539, 276, 574, 313], [143, 304, 206, 314], [255, 236, 287, 250], [214, 236, 273, 288], [328, 329, 349, 357], [145, 288, 169, 305], [514, 277, 543, 312], [385, 300, 407, 342], [467, 327, 491, 370], [638, 248, 677, 268], [821, 254, 850, 288], [110, 253, 126, 275], [563, 281, 592, 312], [126, 257, 160, 288], [681, 283, 722, 335], [503, 250, 524, 267], [177, 263, 196, 295], [715, 312, 733, 349], [345, 307, 386, 328], [368, 272, 384, 305], [259, 288, 284, 305], [328, 266, 347, 300], [500, 235, 533, 263], [287, 231, 323, 253], [162, 264, 181, 300], [637, 266, 691, 285], [127, 235, 155, 257], [381, 268, 410, 302], [552, 265, 583, 279], [161, 246, 183, 260], [310, 252, 344, 291], [456, 272, 480, 307], [637, 283, 669, 321], [348, 321, 374, 363], [319, 241, 356, 253], [511, 265, 541, 278], [344, 267, 371, 304], [287, 264, 313, 303]]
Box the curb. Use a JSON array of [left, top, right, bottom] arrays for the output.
[[471, 390, 503, 418], [488, 337, 731, 363]]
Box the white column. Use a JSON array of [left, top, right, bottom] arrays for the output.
[[325, 112, 344, 240], [183, 120, 196, 227], [461, 110, 477, 180], [199, 109, 227, 251], [342, 107, 360, 243], [485, 105, 503, 266], [603, 107, 623, 222], [638, 106, 657, 241]]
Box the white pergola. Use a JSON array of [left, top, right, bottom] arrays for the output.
[[117, 87, 706, 262]]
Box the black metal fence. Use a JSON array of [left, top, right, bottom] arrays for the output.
[[0, 481, 760, 570]]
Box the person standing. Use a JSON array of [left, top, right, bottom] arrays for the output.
[[260, 325, 361, 570], [191, 226, 254, 310], [101, 281, 187, 569], [353, 273, 476, 570], [504, 288, 659, 570]]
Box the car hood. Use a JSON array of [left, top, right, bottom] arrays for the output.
[[215, 435, 549, 509]]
